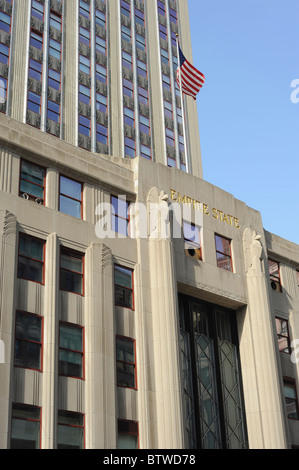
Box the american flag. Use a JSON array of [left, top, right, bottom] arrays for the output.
[[176, 46, 205, 100]]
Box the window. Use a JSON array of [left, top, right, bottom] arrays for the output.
[[95, 63, 107, 83], [79, 54, 90, 75], [11, 404, 41, 449], [79, 84, 90, 106], [96, 92, 107, 113], [122, 51, 132, 70], [284, 378, 299, 420], [49, 38, 61, 60], [123, 79, 133, 98], [215, 234, 232, 272], [30, 29, 43, 50], [124, 136, 135, 158], [166, 128, 175, 147], [121, 0, 130, 18], [118, 420, 138, 449], [183, 221, 202, 260], [111, 195, 129, 236], [28, 90, 41, 115], [57, 411, 84, 449], [268, 259, 282, 292], [0, 11, 11, 33], [179, 135, 185, 153], [140, 144, 151, 160], [19, 159, 45, 203], [95, 35, 106, 55], [95, 9, 105, 27], [50, 11, 62, 30], [79, 26, 90, 46], [161, 48, 169, 65], [135, 9, 144, 27], [162, 73, 171, 90], [159, 23, 167, 41], [114, 265, 134, 309], [79, 0, 90, 18], [78, 114, 91, 137], [158, 1, 166, 17], [121, 24, 131, 43], [138, 86, 148, 105], [29, 58, 42, 81], [18, 233, 45, 284], [32, 0, 44, 21], [59, 175, 82, 219], [169, 7, 177, 24], [164, 99, 172, 119], [48, 68, 61, 90], [124, 106, 134, 127], [137, 59, 146, 77], [0, 77, 7, 106], [14, 312, 43, 371], [297, 270, 299, 288], [60, 247, 84, 295], [167, 155, 176, 168], [0, 42, 9, 66], [139, 115, 150, 135], [275, 317, 291, 354], [59, 322, 84, 378], [96, 123, 108, 145], [136, 34, 145, 52], [116, 336, 136, 388], [47, 100, 60, 123]]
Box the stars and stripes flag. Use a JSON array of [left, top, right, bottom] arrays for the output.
[[176, 46, 205, 100]]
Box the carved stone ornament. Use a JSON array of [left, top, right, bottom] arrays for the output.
[[243, 227, 264, 274]]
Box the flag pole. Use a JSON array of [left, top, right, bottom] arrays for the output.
[[176, 34, 190, 173]]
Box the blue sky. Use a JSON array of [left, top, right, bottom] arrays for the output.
[[188, 0, 299, 245]]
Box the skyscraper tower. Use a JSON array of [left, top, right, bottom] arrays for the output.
[[0, 0, 202, 176]]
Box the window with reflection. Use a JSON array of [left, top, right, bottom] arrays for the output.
[[59, 322, 84, 378], [19, 159, 45, 203], [14, 311, 43, 371], [57, 411, 84, 449], [114, 265, 134, 309], [116, 336, 136, 389], [111, 195, 130, 236], [60, 248, 84, 295], [284, 378, 299, 420], [17, 233, 45, 284], [268, 259, 282, 292], [118, 419, 138, 449], [59, 175, 82, 219], [183, 221, 202, 260], [11, 404, 41, 449], [275, 317, 291, 354], [215, 234, 232, 272]]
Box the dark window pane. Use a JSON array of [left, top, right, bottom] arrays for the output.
[[115, 266, 132, 289], [115, 285, 133, 309]]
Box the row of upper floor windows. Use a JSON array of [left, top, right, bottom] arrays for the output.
[[18, 159, 299, 285]]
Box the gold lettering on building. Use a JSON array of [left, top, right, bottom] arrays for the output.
[[170, 189, 240, 229]]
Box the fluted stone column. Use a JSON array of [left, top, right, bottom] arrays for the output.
[[41, 232, 59, 449], [0, 211, 17, 449], [85, 242, 117, 449], [241, 227, 288, 448], [147, 188, 184, 449]]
